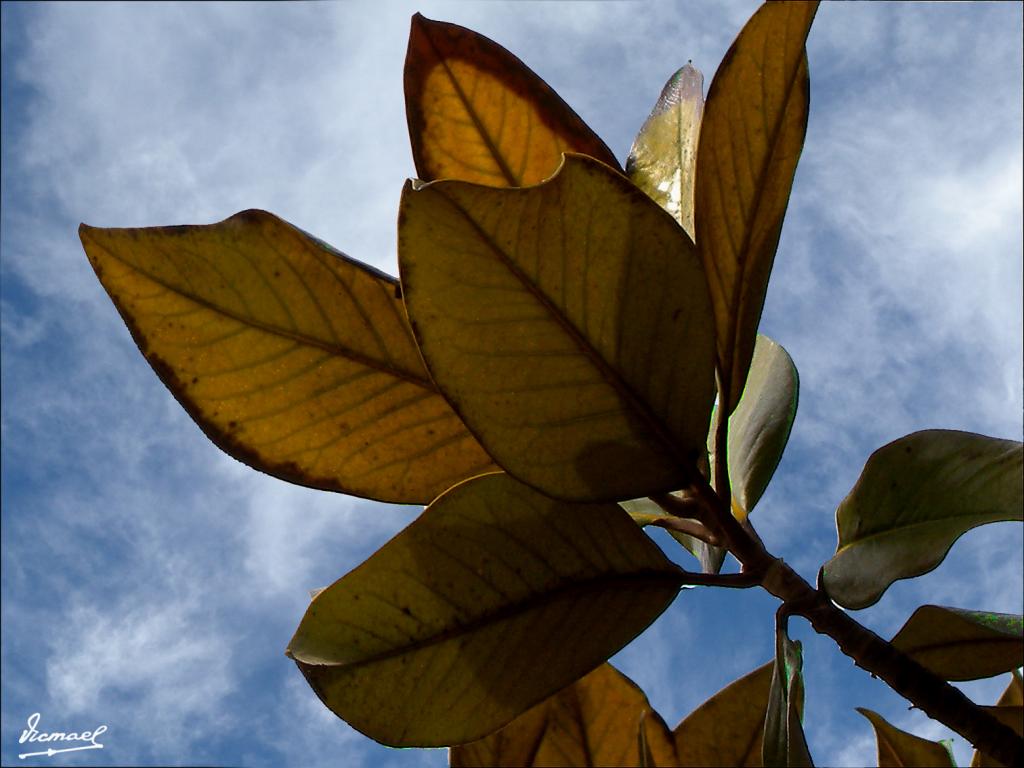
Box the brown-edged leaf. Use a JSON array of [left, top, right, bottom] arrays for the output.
[[450, 663, 678, 766], [405, 14, 619, 186], [399, 153, 716, 502], [80, 210, 495, 503], [287, 472, 686, 747]]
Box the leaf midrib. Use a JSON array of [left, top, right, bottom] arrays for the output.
[[291, 567, 682, 671], [90, 237, 436, 392], [421, 26, 519, 186], [435, 182, 695, 473], [836, 508, 1020, 555]]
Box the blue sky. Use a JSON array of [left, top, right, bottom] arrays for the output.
[[1, 2, 1021, 767]]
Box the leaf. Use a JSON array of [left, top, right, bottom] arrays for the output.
[[674, 660, 774, 767], [971, 671, 1024, 767], [726, 335, 799, 520], [80, 209, 495, 504], [621, 495, 707, 566], [449, 663, 678, 767], [890, 605, 1023, 681], [627, 62, 704, 240], [286, 472, 686, 747], [822, 430, 1023, 609], [405, 13, 619, 186], [857, 709, 956, 768], [694, 1, 818, 413], [399, 153, 716, 502], [763, 624, 812, 767]]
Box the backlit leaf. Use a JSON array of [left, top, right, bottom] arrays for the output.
[[857, 708, 956, 768], [971, 671, 1024, 767], [822, 430, 1023, 609], [727, 335, 799, 520], [621, 495, 704, 565], [695, 1, 818, 413], [890, 605, 1023, 681], [674, 661, 774, 767], [399, 153, 716, 502], [80, 210, 495, 503], [763, 625, 812, 767], [450, 663, 678, 767], [405, 14, 619, 186], [627, 62, 704, 239], [286, 472, 686, 747]]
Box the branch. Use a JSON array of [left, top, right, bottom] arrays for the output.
[[687, 475, 1024, 767]]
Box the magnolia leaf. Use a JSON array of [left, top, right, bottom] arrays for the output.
[[80, 210, 494, 504], [695, 1, 818, 414], [405, 14, 619, 186], [763, 624, 812, 767], [450, 663, 678, 767], [627, 62, 704, 240], [727, 335, 799, 520], [621, 496, 703, 564], [822, 430, 1023, 609], [287, 472, 686, 747], [971, 671, 1024, 767], [890, 605, 1023, 681], [674, 661, 774, 767], [857, 709, 956, 768], [399, 153, 716, 502]]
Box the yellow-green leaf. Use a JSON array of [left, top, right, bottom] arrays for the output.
[[972, 671, 1024, 767], [726, 335, 799, 520], [80, 210, 495, 503], [627, 62, 704, 240], [621, 495, 706, 566], [286, 472, 685, 747], [695, 1, 818, 413], [857, 708, 956, 768], [404, 14, 619, 186], [399, 153, 716, 502], [763, 625, 812, 767], [674, 661, 774, 767], [822, 430, 1023, 610], [450, 663, 678, 767], [890, 605, 1023, 681]]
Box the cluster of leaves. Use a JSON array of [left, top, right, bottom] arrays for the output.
[[79, 2, 1023, 766]]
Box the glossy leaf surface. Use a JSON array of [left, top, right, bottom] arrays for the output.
[[822, 430, 1023, 609], [450, 663, 678, 767], [695, 1, 817, 413], [763, 625, 812, 767], [80, 210, 494, 503], [399, 153, 716, 502], [727, 335, 799, 520], [627, 62, 704, 239], [857, 708, 955, 768], [674, 661, 774, 767], [287, 472, 685, 746], [972, 671, 1024, 767], [890, 605, 1023, 681], [405, 14, 619, 186]]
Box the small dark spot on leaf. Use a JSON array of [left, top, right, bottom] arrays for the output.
[[672, 309, 681, 321], [191, 377, 199, 385]]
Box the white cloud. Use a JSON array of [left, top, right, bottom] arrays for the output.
[[2, 2, 1021, 766]]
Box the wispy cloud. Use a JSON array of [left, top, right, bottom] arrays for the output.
[[2, 2, 1020, 767]]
